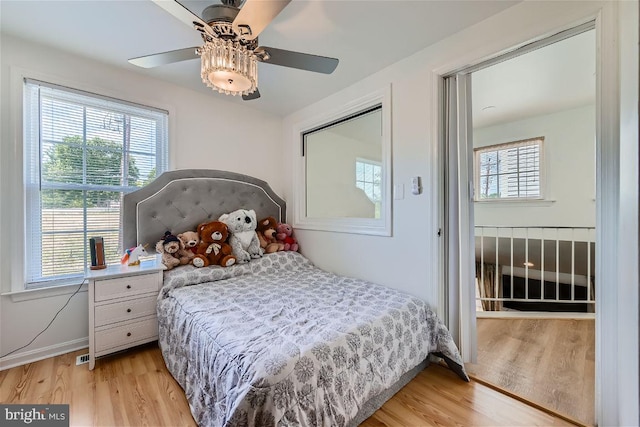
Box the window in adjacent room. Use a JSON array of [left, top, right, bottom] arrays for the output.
[[474, 137, 543, 200], [355, 158, 382, 218], [23, 79, 168, 289]]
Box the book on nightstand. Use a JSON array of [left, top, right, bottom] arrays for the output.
[[89, 236, 107, 270]]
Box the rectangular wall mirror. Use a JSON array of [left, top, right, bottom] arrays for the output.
[[292, 86, 392, 236], [304, 106, 382, 219]]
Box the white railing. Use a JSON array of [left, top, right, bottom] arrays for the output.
[[475, 226, 596, 313]]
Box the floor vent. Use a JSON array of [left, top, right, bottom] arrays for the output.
[[76, 354, 90, 365]]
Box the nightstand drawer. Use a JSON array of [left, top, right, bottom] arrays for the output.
[[94, 273, 158, 302], [95, 317, 158, 354], [95, 295, 157, 327]]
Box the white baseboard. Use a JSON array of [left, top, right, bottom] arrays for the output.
[[477, 310, 595, 320], [0, 337, 88, 371]]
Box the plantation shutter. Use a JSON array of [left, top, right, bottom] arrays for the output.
[[23, 79, 168, 289]]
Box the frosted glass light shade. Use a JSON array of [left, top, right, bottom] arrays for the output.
[[198, 39, 258, 96]]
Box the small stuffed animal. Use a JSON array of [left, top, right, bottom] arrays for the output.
[[276, 223, 299, 252], [256, 216, 284, 254], [219, 209, 263, 263], [155, 231, 182, 270], [193, 221, 236, 268], [121, 244, 149, 266], [177, 230, 199, 264]]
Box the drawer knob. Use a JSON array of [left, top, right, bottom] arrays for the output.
[[126, 285, 131, 289], [127, 308, 132, 313], [127, 332, 132, 337]]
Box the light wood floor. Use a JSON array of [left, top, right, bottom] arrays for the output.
[[0, 343, 575, 427], [0, 344, 195, 427], [465, 318, 595, 426]]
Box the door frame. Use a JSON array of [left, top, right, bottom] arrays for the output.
[[436, 4, 621, 426]]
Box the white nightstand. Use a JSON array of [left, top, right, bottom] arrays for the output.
[[86, 257, 165, 370]]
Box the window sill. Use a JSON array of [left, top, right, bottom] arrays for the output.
[[2, 281, 88, 303], [474, 199, 556, 207]]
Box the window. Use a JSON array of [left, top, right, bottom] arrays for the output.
[[474, 137, 543, 200], [355, 158, 382, 218], [23, 79, 168, 289]]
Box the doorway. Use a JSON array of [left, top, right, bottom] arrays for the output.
[[443, 24, 597, 425]]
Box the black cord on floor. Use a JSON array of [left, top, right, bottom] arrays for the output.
[[0, 280, 85, 360]]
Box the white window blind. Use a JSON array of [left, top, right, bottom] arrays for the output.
[[23, 79, 168, 289], [474, 137, 543, 200]]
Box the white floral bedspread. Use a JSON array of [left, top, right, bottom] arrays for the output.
[[158, 251, 467, 427]]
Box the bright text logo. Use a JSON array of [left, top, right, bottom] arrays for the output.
[[1, 405, 69, 426]]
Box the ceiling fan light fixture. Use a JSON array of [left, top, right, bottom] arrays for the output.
[[198, 38, 258, 96]]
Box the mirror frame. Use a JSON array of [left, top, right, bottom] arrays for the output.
[[292, 85, 392, 236]]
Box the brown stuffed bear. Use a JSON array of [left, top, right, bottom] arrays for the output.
[[177, 230, 199, 264], [193, 221, 236, 268], [155, 231, 182, 270], [256, 216, 284, 254]]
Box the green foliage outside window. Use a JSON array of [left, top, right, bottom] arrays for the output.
[[41, 136, 140, 208]]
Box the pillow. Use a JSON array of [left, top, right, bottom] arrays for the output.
[[159, 251, 313, 298]]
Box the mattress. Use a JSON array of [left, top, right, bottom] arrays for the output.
[[158, 251, 467, 426]]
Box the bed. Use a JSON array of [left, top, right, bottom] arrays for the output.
[[123, 169, 468, 427]]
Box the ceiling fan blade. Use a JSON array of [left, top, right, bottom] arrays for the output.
[[232, 0, 291, 41], [128, 47, 199, 68], [256, 47, 339, 74], [242, 88, 261, 101], [152, 0, 215, 37]]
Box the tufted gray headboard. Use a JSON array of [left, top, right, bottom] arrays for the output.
[[122, 169, 286, 249]]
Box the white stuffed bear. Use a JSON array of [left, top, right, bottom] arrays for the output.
[[218, 209, 263, 263]]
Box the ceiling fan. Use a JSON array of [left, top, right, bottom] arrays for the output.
[[129, 0, 339, 101]]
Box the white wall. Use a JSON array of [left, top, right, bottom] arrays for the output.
[[0, 34, 282, 368], [474, 104, 596, 227]]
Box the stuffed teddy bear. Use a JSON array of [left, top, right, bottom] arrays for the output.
[[155, 231, 183, 270], [276, 223, 299, 252], [192, 221, 236, 268], [219, 209, 263, 263], [177, 230, 199, 264], [256, 216, 284, 254]]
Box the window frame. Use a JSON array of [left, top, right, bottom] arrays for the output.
[[473, 137, 544, 202], [20, 77, 169, 291], [292, 85, 392, 236]]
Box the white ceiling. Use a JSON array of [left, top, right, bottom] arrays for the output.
[[472, 29, 596, 128], [0, 0, 519, 117]]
